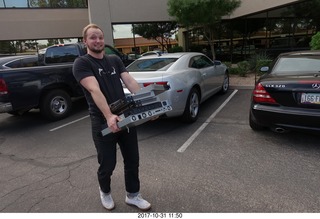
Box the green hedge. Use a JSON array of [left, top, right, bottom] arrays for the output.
[[226, 53, 273, 77], [310, 32, 320, 50]]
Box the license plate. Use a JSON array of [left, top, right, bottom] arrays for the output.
[[301, 93, 320, 104]]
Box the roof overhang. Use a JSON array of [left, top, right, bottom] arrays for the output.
[[225, 0, 304, 19]]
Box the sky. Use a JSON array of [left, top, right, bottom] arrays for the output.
[[113, 24, 139, 39], [1, 0, 27, 7]]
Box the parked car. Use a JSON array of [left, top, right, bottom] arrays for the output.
[[0, 43, 127, 121], [141, 51, 166, 57], [249, 50, 320, 133], [104, 45, 134, 66], [125, 52, 229, 122], [127, 53, 142, 61], [0, 55, 38, 69]]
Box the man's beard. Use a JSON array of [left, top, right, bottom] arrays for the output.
[[88, 45, 104, 54]]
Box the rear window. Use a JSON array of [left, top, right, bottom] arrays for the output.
[[189, 55, 214, 69], [5, 56, 38, 68], [272, 56, 320, 75], [45, 45, 79, 64], [127, 58, 177, 72]]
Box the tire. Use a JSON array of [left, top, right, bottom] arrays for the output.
[[181, 87, 200, 123], [219, 73, 229, 94], [40, 89, 72, 121], [249, 112, 265, 131]]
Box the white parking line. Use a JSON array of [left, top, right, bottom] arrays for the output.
[[49, 115, 89, 132], [177, 89, 238, 153]]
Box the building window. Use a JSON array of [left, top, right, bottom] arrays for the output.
[[2, 0, 28, 7], [0, 0, 87, 8]]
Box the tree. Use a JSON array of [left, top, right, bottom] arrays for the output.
[[288, 0, 320, 32], [168, 0, 241, 59], [0, 41, 15, 54], [47, 38, 72, 46], [310, 32, 320, 50], [132, 22, 178, 52]]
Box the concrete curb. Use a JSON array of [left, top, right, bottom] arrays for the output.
[[230, 85, 254, 90]]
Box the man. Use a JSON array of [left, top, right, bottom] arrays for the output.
[[72, 23, 151, 211]]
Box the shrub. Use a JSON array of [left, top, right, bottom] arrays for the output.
[[255, 59, 272, 74], [226, 61, 249, 76], [226, 53, 273, 77], [249, 52, 273, 74], [224, 61, 232, 69], [310, 32, 320, 50], [228, 67, 241, 75], [225, 62, 239, 75], [168, 46, 183, 53], [237, 61, 250, 77]]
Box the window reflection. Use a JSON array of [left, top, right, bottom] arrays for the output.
[[0, 0, 87, 8], [4, 0, 28, 7]]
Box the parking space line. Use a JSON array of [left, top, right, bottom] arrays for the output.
[[49, 115, 89, 132], [177, 89, 239, 153]]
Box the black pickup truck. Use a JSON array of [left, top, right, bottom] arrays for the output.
[[0, 42, 131, 121]]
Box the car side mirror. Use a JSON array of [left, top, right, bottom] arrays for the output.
[[260, 66, 269, 72], [214, 60, 221, 65]]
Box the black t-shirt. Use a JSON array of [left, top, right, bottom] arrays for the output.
[[73, 54, 127, 116]]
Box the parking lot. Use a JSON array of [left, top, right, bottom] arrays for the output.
[[1, 87, 320, 213]]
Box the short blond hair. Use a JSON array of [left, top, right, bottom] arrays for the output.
[[82, 23, 104, 40]]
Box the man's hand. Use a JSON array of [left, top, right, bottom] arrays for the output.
[[106, 114, 122, 133]]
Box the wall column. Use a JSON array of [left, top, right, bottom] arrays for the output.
[[87, 0, 114, 46]]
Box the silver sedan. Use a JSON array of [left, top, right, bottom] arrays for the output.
[[125, 52, 229, 122]]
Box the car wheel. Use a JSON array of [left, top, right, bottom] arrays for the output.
[[249, 112, 265, 131], [40, 89, 72, 121], [219, 73, 229, 94], [181, 87, 200, 123]]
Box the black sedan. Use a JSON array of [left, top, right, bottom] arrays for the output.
[[249, 50, 320, 133]]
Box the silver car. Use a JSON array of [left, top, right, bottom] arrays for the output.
[[125, 52, 229, 122]]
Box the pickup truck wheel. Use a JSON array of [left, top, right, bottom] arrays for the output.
[[40, 89, 72, 121]]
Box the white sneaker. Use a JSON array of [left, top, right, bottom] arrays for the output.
[[99, 188, 115, 210], [125, 194, 151, 211]]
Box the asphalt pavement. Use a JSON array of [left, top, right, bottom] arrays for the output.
[[1, 76, 320, 217]]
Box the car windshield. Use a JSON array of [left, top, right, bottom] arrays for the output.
[[127, 58, 177, 72], [272, 56, 320, 75]]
